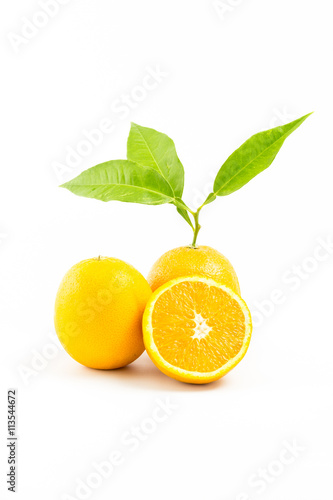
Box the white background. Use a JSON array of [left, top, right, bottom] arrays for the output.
[[1, 0, 333, 499]]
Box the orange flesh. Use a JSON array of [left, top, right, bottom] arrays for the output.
[[152, 281, 246, 372]]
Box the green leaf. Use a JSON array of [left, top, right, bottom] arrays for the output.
[[173, 197, 190, 212], [60, 160, 175, 205], [127, 123, 185, 198], [210, 113, 312, 199], [177, 207, 194, 229]]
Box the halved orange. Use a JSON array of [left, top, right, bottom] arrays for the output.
[[143, 276, 252, 384]]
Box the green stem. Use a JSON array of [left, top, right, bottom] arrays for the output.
[[190, 209, 201, 247]]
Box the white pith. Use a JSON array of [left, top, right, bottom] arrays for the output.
[[191, 312, 212, 340]]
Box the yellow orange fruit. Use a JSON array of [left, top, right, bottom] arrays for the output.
[[54, 257, 152, 369], [143, 276, 252, 384], [147, 245, 240, 294]]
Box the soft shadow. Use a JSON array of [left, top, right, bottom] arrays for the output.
[[73, 353, 229, 392]]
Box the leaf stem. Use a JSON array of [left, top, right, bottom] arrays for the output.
[[190, 208, 202, 248]]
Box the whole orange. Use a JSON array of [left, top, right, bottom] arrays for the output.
[[54, 257, 152, 369], [147, 246, 240, 294]]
